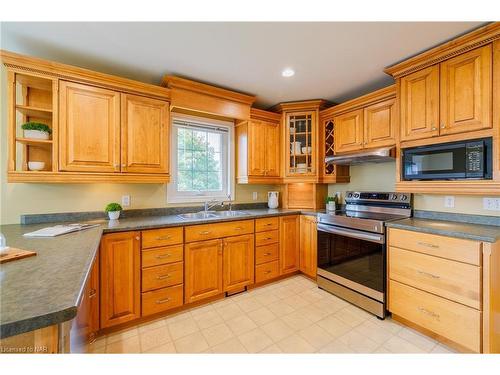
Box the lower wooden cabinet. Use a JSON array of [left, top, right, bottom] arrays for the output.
[[299, 215, 317, 278], [100, 231, 141, 328], [142, 285, 183, 316], [71, 254, 99, 350], [184, 239, 224, 303], [279, 215, 300, 275], [223, 234, 255, 292]]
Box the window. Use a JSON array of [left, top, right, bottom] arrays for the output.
[[167, 115, 234, 203]]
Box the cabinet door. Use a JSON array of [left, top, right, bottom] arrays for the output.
[[299, 215, 317, 278], [185, 239, 223, 303], [100, 232, 141, 328], [121, 94, 170, 173], [334, 109, 364, 153], [59, 81, 120, 172], [247, 120, 266, 176], [265, 122, 280, 177], [279, 215, 300, 274], [286, 111, 316, 177], [364, 98, 396, 148], [440, 45, 492, 135], [223, 234, 255, 292], [400, 65, 440, 141]]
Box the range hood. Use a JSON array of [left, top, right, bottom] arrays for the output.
[[325, 147, 396, 166]]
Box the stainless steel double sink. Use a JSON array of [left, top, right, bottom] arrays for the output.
[[177, 211, 250, 220]]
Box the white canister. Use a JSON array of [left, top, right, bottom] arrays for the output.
[[108, 211, 121, 220], [23, 129, 50, 140], [326, 202, 336, 212], [267, 191, 279, 209], [290, 141, 301, 155]]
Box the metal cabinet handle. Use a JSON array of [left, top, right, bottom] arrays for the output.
[[417, 270, 440, 279], [418, 307, 440, 320], [199, 231, 211, 235], [264, 270, 272, 274], [135, 236, 140, 241], [417, 241, 439, 249], [440, 123, 445, 129], [156, 254, 171, 259], [156, 298, 171, 304], [157, 274, 171, 280], [264, 237, 272, 240], [89, 289, 97, 298], [234, 227, 244, 230], [156, 235, 172, 240], [265, 223, 273, 226], [263, 253, 272, 256]]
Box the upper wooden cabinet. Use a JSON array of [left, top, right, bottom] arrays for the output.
[[398, 45, 492, 142], [223, 234, 255, 293], [279, 215, 300, 275], [121, 94, 169, 174], [364, 98, 397, 148], [59, 81, 121, 172], [236, 108, 281, 184], [440, 45, 492, 135], [334, 109, 364, 153], [100, 231, 141, 329]]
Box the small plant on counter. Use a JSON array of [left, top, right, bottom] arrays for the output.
[[325, 196, 338, 212], [21, 122, 52, 140], [105, 202, 123, 220]]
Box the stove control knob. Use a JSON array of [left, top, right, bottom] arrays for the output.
[[401, 195, 408, 201], [392, 194, 398, 200], [347, 193, 353, 198], [354, 193, 360, 198]]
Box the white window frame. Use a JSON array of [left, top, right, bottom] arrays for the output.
[[167, 113, 235, 204]]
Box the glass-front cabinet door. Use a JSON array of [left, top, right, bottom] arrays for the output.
[[285, 111, 316, 177]]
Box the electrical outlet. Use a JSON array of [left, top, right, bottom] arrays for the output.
[[122, 195, 131, 207], [252, 192, 258, 201], [483, 198, 500, 211], [444, 196, 455, 208]]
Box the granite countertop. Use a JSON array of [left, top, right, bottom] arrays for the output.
[[0, 208, 302, 339], [386, 217, 500, 243]]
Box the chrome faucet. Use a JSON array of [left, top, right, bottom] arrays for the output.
[[204, 198, 224, 212], [226, 194, 233, 212]]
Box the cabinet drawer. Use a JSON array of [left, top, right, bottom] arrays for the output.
[[388, 228, 481, 265], [142, 262, 183, 292], [142, 227, 183, 249], [389, 280, 481, 352], [142, 245, 183, 268], [255, 243, 279, 264], [142, 284, 183, 316], [185, 220, 254, 242], [255, 230, 279, 246], [389, 247, 481, 309], [255, 217, 279, 232], [255, 260, 279, 283]]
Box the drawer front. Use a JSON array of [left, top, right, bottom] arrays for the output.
[[255, 217, 279, 232], [255, 230, 279, 247], [389, 280, 481, 352], [142, 227, 183, 249], [142, 284, 183, 316], [142, 262, 184, 292], [142, 244, 184, 268], [389, 247, 481, 309], [255, 243, 279, 265], [388, 228, 481, 265], [185, 220, 254, 242], [255, 260, 280, 283]]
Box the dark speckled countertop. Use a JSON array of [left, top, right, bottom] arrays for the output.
[[0, 208, 303, 339], [386, 218, 500, 243]]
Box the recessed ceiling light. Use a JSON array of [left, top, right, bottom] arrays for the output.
[[282, 68, 295, 77]]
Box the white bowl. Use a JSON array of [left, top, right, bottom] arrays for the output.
[[301, 146, 312, 154], [28, 161, 45, 171]]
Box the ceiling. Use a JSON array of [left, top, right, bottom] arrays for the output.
[[0, 22, 486, 108]]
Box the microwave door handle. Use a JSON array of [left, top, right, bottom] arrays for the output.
[[317, 224, 385, 244]]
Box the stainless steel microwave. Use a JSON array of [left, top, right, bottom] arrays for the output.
[[402, 137, 493, 181]]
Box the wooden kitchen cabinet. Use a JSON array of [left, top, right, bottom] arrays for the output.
[[223, 234, 255, 292], [121, 93, 170, 174], [235, 108, 281, 184], [299, 215, 317, 279], [59, 81, 121, 172], [279, 215, 300, 275], [184, 239, 223, 303], [334, 109, 364, 153], [440, 45, 492, 135], [100, 231, 141, 328], [363, 98, 396, 148]]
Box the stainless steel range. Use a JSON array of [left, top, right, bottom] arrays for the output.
[[316, 191, 412, 319]]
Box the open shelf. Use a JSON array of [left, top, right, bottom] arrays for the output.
[[16, 105, 53, 119], [16, 138, 53, 147]]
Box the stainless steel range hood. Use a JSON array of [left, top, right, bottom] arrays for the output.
[[325, 147, 396, 166]]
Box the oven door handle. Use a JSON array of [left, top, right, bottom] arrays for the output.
[[317, 223, 385, 244]]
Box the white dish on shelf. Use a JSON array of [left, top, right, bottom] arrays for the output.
[[28, 161, 45, 171], [23, 129, 50, 140], [297, 163, 307, 173], [301, 146, 312, 154]]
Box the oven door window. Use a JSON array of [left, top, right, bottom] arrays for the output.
[[317, 230, 384, 293], [403, 145, 466, 180]]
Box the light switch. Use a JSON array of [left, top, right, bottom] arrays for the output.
[[483, 198, 500, 211], [122, 195, 131, 207], [444, 196, 455, 208]]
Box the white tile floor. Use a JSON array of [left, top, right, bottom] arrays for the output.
[[88, 275, 456, 354]]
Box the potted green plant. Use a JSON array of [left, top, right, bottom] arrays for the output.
[[105, 202, 123, 220], [325, 196, 338, 212], [21, 122, 52, 140]]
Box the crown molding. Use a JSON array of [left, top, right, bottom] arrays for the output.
[[250, 108, 281, 123], [384, 22, 500, 78], [269, 99, 331, 113]]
